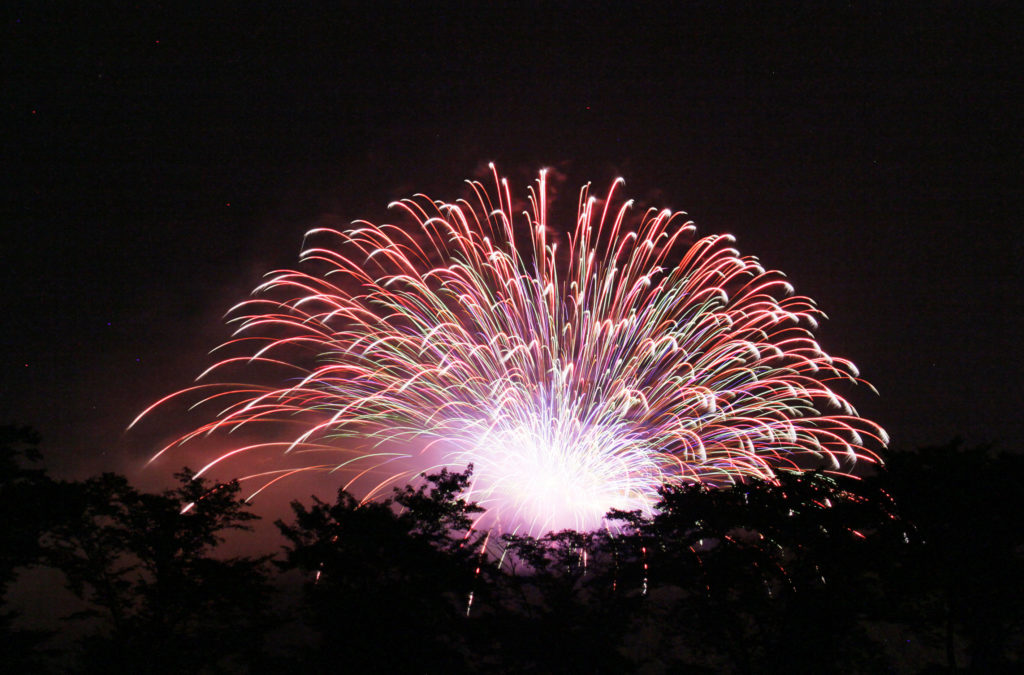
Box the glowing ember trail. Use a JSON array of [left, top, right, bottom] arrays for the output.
[[135, 165, 886, 535]]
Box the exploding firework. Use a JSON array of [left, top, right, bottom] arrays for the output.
[[136, 166, 885, 534]]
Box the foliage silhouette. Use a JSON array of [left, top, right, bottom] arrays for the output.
[[275, 467, 487, 672], [598, 471, 901, 673], [3, 430, 1021, 673], [0, 425, 62, 670], [882, 441, 1024, 672], [43, 469, 275, 674]]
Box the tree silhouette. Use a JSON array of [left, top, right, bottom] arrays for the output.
[[275, 465, 912, 673], [7, 429, 1017, 672], [883, 441, 1024, 672], [491, 528, 633, 673], [43, 469, 274, 673], [599, 472, 902, 673], [275, 467, 487, 672], [0, 425, 61, 670]]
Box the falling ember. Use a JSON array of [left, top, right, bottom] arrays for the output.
[[135, 165, 886, 534]]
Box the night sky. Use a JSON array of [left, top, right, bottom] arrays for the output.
[[3, 4, 1021, 484]]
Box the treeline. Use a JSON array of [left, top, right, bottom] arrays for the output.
[[2, 425, 1021, 673]]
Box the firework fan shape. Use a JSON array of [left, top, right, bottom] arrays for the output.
[[138, 165, 885, 535]]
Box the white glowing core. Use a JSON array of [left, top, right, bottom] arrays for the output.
[[455, 418, 663, 534]]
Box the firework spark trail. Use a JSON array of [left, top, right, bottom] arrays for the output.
[[135, 165, 886, 534]]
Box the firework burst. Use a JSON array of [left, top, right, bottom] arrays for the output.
[[136, 165, 885, 534]]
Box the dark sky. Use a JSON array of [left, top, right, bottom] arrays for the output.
[[3, 3, 1021, 482]]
